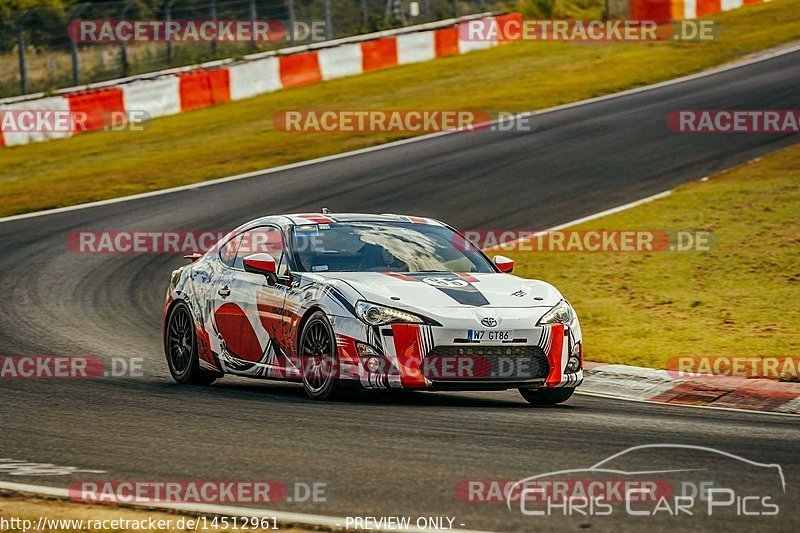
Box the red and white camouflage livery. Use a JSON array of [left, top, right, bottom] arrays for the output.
[[163, 213, 583, 403]]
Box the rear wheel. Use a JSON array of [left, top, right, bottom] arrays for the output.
[[519, 387, 574, 405], [165, 301, 216, 385], [300, 311, 346, 400]]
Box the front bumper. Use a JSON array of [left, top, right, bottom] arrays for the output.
[[333, 317, 583, 391]]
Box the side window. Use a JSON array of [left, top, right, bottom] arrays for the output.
[[234, 226, 287, 275], [218, 234, 241, 268]]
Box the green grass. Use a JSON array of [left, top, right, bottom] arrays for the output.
[[504, 145, 800, 369], [1, 0, 800, 216]]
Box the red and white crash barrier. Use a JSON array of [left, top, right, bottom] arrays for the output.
[[631, 0, 764, 19], [122, 76, 181, 118], [0, 13, 508, 148], [0, 96, 73, 147], [396, 31, 437, 64], [228, 57, 282, 100], [318, 44, 363, 80]]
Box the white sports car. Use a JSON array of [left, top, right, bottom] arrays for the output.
[[163, 212, 583, 403]]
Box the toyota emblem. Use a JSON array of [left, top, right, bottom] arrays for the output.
[[480, 317, 498, 328]]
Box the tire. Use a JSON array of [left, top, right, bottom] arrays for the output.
[[299, 311, 347, 401], [165, 301, 216, 385], [519, 387, 574, 405]]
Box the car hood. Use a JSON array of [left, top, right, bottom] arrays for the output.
[[315, 271, 563, 312]]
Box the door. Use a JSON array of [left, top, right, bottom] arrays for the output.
[[211, 225, 290, 377]]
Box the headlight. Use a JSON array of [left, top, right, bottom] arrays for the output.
[[536, 299, 576, 327], [355, 301, 425, 326]]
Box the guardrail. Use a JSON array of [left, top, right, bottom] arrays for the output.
[[0, 12, 520, 149]]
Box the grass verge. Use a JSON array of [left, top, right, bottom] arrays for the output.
[[0, 1, 800, 216], [504, 145, 800, 369]]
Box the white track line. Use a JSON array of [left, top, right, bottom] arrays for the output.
[[0, 481, 491, 533], [1, 42, 799, 225], [545, 191, 673, 230], [482, 190, 672, 251]]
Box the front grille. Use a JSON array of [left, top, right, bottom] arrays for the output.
[[423, 345, 549, 382]]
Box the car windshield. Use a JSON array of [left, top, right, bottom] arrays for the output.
[[291, 221, 495, 273]]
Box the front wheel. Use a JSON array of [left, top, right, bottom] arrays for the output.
[[165, 301, 216, 385], [299, 311, 348, 401], [519, 387, 574, 405]]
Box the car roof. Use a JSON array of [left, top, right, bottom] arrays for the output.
[[238, 213, 447, 230], [286, 213, 445, 226]]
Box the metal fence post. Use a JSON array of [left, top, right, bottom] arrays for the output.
[[210, 0, 217, 56], [323, 0, 333, 40], [360, 0, 368, 29], [69, 3, 91, 87], [164, 0, 177, 66], [249, 0, 257, 50], [287, 0, 296, 45], [17, 9, 34, 95], [385, 0, 405, 24], [119, 1, 135, 76]]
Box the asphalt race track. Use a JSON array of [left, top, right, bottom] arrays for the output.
[[1, 49, 799, 531]]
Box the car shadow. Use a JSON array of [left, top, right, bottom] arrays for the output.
[[156, 377, 576, 410]]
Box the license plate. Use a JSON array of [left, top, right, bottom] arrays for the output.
[[467, 329, 514, 342]]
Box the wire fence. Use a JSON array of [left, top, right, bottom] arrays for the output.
[[0, 0, 515, 99]]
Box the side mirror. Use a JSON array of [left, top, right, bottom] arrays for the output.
[[493, 255, 514, 273], [243, 253, 278, 284]]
